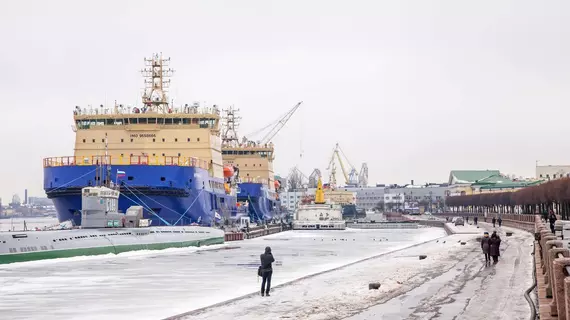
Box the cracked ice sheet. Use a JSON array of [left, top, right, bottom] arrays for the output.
[[180, 225, 533, 320]]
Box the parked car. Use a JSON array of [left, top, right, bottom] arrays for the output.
[[454, 217, 464, 226]]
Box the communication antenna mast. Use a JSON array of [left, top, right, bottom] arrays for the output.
[[141, 53, 175, 113], [221, 106, 241, 147]]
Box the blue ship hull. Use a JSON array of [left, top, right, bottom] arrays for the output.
[[237, 182, 283, 222], [43, 165, 237, 226]]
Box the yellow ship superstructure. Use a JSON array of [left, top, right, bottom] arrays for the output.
[[220, 107, 276, 188], [51, 53, 225, 180], [43, 53, 238, 227]]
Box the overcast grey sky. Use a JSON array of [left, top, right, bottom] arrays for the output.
[[1, 0, 569, 201]]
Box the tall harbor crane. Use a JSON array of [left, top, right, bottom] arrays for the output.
[[287, 166, 310, 191], [245, 101, 303, 145], [326, 143, 369, 188], [308, 169, 322, 188], [326, 143, 357, 187], [358, 163, 368, 187]]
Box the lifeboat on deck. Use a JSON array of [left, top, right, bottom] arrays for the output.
[[223, 165, 234, 179]]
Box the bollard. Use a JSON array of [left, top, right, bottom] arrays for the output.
[[543, 236, 558, 274], [546, 242, 567, 299], [565, 277, 570, 320], [369, 283, 381, 290], [552, 255, 570, 318]]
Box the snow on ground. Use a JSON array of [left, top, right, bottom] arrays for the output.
[[0, 227, 446, 320], [176, 224, 533, 320], [445, 221, 482, 234]]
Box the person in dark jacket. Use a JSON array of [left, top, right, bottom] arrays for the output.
[[497, 216, 502, 227], [481, 231, 491, 262], [260, 246, 275, 296], [473, 216, 478, 226], [492, 217, 496, 227], [489, 231, 501, 263], [549, 211, 557, 234]]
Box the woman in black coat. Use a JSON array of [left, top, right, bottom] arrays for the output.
[[489, 231, 501, 263], [481, 232, 491, 262]]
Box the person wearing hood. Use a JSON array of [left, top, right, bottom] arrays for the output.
[[260, 246, 275, 296], [481, 232, 491, 263]]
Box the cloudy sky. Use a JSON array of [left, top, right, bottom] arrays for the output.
[[1, 0, 569, 201]]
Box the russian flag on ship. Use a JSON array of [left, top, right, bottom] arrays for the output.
[[116, 170, 126, 178]]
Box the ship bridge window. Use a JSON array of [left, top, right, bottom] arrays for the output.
[[148, 118, 157, 124], [139, 118, 148, 124]]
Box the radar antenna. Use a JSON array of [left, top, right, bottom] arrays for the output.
[[141, 53, 175, 113], [221, 106, 241, 147]]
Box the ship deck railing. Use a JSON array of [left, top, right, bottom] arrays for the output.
[[73, 105, 221, 118], [43, 155, 211, 170]]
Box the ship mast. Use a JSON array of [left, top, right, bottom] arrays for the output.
[[221, 106, 241, 147], [141, 53, 175, 113]]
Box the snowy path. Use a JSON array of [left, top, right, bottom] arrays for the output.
[[175, 224, 533, 320]]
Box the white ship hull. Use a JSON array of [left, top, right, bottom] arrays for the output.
[[293, 203, 346, 230], [0, 226, 224, 265]]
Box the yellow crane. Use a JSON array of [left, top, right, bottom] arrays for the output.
[[326, 143, 359, 189]]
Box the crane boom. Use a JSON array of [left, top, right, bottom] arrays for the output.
[[259, 101, 302, 144]]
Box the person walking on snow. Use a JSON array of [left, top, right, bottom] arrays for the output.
[[489, 231, 502, 263], [260, 246, 275, 296], [497, 216, 502, 227], [473, 216, 478, 226], [481, 231, 491, 263], [492, 216, 496, 227], [549, 211, 557, 234]]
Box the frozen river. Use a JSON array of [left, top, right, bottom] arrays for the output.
[[175, 222, 534, 320], [0, 218, 446, 320]]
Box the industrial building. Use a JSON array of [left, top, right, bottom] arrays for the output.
[[536, 164, 570, 180]]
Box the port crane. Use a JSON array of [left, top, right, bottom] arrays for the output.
[[245, 101, 303, 145], [308, 169, 322, 188], [287, 166, 310, 191], [326, 143, 368, 188]]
